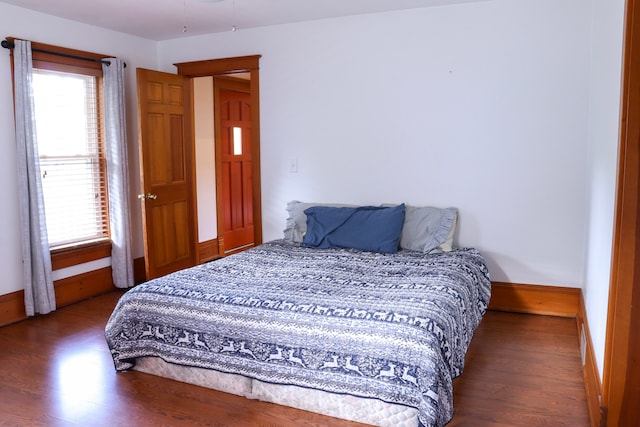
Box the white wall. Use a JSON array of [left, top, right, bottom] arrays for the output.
[[584, 0, 625, 378], [0, 3, 157, 295], [193, 76, 217, 242], [159, 0, 591, 287]]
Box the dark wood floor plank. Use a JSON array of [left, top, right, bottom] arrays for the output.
[[0, 291, 590, 426]]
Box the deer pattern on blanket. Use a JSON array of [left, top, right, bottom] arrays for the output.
[[105, 240, 491, 427]]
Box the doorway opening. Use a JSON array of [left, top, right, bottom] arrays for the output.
[[176, 55, 262, 259]]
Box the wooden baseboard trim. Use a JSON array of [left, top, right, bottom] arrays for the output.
[[577, 294, 604, 427], [0, 290, 27, 327], [54, 266, 115, 307], [0, 267, 117, 327], [489, 281, 581, 317], [198, 238, 221, 263]]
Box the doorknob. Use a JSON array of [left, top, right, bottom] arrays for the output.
[[137, 193, 157, 200]]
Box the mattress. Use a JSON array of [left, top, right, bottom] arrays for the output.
[[106, 240, 491, 427]]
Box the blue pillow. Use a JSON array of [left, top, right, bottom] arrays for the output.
[[303, 204, 405, 254]]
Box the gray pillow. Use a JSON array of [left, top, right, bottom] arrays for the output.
[[284, 201, 458, 252], [398, 205, 458, 253]]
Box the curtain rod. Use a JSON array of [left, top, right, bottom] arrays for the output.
[[1, 39, 126, 68]]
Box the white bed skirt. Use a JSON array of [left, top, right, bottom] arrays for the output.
[[133, 356, 419, 427]]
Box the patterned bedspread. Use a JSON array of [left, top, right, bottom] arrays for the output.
[[105, 240, 491, 427]]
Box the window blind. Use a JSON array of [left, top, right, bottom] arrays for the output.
[[32, 68, 109, 247]]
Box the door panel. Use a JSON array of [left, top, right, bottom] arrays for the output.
[[217, 84, 254, 254], [137, 68, 196, 279]]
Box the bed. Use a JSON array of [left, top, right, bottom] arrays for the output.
[[105, 202, 491, 427]]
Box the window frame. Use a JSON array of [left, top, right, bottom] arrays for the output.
[[33, 63, 110, 249]]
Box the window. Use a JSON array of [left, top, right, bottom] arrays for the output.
[[232, 126, 242, 155], [12, 41, 112, 251], [32, 67, 108, 248]]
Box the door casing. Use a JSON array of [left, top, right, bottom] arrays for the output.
[[175, 56, 263, 254]]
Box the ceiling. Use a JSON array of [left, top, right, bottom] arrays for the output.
[[1, 0, 486, 41]]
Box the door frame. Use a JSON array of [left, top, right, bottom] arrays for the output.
[[175, 55, 262, 253], [603, 0, 640, 424]]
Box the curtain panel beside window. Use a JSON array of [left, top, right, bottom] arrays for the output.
[[103, 58, 134, 288], [14, 39, 56, 316]]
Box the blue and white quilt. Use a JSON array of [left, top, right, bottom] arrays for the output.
[[105, 240, 491, 427]]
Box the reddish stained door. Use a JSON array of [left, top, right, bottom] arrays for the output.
[[218, 85, 254, 254]]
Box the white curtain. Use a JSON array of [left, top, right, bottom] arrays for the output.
[[14, 40, 56, 316], [102, 58, 134, 288]]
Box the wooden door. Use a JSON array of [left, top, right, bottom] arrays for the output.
[[216, 78, 254, 254], [136, 68, 197, 279]]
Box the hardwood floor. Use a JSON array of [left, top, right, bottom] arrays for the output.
[[0, 291, 590, 426], [449, 311, 590, 427]]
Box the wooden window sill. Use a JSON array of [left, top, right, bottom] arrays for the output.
[[51, 240, 112, 271]]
